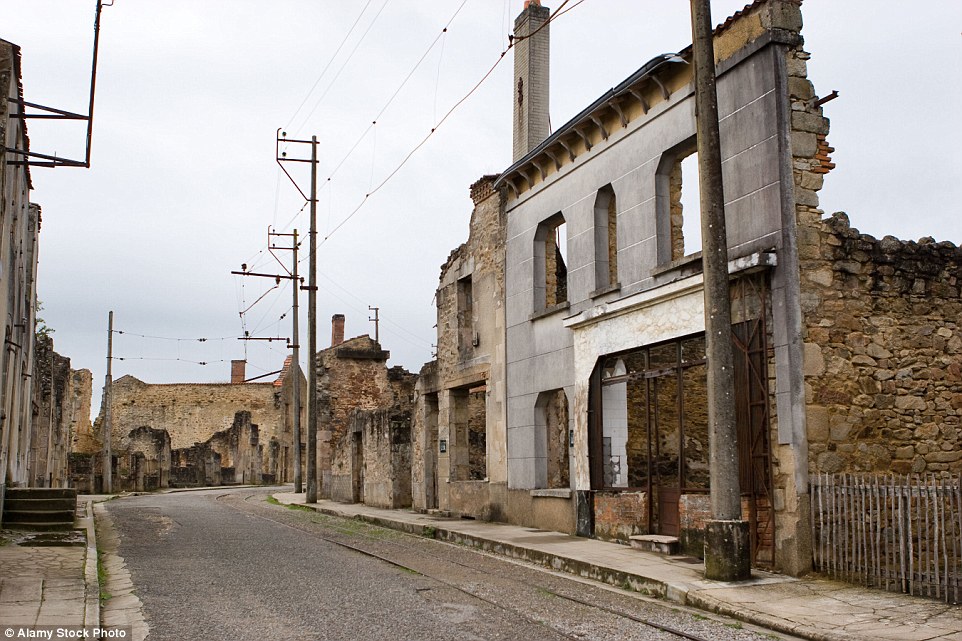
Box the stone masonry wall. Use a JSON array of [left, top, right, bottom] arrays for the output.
[[29, 335, 73, 487], [318, 335, 393, 500], [800, 213, 962, 476], [97, 375, 283, 452]]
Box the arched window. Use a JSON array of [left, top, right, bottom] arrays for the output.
[[593, 185, 618, 291], [534, 213, 568, 310], [656, 138, 702, 263]]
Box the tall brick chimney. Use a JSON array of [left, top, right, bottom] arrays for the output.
[[231, 359, 246, 384], [331, 314, 345, 347], [513, 0, 550, 162]]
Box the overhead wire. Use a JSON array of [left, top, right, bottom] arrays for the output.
[[293, 0, 393, 135], [318, 0, 579, 246], [285, 0, 377, 131], [239, 0, 585, 361]]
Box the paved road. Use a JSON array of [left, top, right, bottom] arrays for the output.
[[103, 488, 795, 641]]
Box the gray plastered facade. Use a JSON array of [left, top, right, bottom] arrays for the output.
[[499, 0, 813, 573]]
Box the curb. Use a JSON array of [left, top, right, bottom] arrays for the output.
[[81, 499, 100, 628], [298, 503, 673, 601], [287, 500, 846, 641], [684, 590, 847, 641]]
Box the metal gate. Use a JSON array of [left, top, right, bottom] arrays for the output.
[[731, 274, 775, 567]]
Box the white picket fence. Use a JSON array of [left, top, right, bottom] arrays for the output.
[[810, 473, 962, 604]]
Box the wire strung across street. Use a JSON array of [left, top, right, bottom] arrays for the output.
[[234, 0, 589, 356]]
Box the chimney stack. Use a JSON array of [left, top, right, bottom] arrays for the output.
[[331, 314, 345, 347], [513, 0, 550, 162], [230, 359, 246, 384]]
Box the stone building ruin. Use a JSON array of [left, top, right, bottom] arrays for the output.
[[408, 0, 960, 579]]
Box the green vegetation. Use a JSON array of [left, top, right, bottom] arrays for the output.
[[97, 550, 111, 603], [266, 495, 313, 512], [725, 621, 743, 630], [35, 300, 54, 340]]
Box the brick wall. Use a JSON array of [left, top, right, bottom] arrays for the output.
[[593, 491, 648, 541]]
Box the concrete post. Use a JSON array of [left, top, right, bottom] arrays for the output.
[[689, 0, 750, 580], [103, 310, 113, 494], [292, 229, 302, 494], [306, 137, 318, 504]]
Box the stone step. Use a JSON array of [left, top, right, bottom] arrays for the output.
[[5, 487, 78, 500], [3, 520, 76, 532], [3, 508, 76, 524], [629, 534, 679, 555], [4, 497, 77, 512]]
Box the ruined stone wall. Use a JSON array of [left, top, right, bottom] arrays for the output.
[[29, 336, 92, 488], [97, 375, 284, 452], [69, 369, 96, 455], [800, 213, 962, 476], [170, 411, 263, 487], [318, 335, 393, 499], [412, 362, 439, 511], [116, 426, 171, 492], [29, 335, 73, 487], [348, 408, 413, 509], [426, 175, 509, 518]]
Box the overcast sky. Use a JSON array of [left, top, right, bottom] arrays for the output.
[[6, 1, 961, 418]]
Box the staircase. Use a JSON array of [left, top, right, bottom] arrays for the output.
[[2, 488, 78, 531]]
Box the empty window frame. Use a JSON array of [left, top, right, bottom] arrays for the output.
[[457, 275, 474, 358], [534, 213, 568, 309], [535, 389, 570, 489], [450, 385, 487, 482], [656, 139, 703, 263], [595, 335, 709, 493], [593, 185, 618, 291]]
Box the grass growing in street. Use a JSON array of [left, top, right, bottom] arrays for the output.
[[97, 549, 111, 603], [266, 495, 313, 512]]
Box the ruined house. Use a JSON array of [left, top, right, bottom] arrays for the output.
[[28, 335, 93, 488], [413, 176, 513, 521], [318, 314, 417, 507], [413, 0, 961, 578], [0, 40, 42, 501], [79, 359, 306, 491]]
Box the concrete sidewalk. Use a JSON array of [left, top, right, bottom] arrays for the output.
[[0, 499, 99, 631], [274, 492, 962, 641]]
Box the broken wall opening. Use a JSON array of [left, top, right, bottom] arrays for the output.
[[593, 185, 618, 290], [450, 385, 487, 481], [536, 389, 570, 489], [457, 276, 475, 358], [656, 138, 701, 264], [535, 214, 568, 309], [424, 392, 439, 509]]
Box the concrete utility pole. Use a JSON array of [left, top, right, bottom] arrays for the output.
[[291, 229, 302, 494], [368, 306, 379, 344], [689, 0, 750, 580], [274, 129, 320, 501], [306, 136, 318, 504], [103, 310, 113, 494]]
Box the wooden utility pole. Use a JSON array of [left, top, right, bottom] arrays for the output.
[[306, 136, 318, 504], [102, 310, 113, 494], [689, 0, 750, 580]]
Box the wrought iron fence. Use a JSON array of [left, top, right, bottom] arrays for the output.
[[810, 473, 962, 603]]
